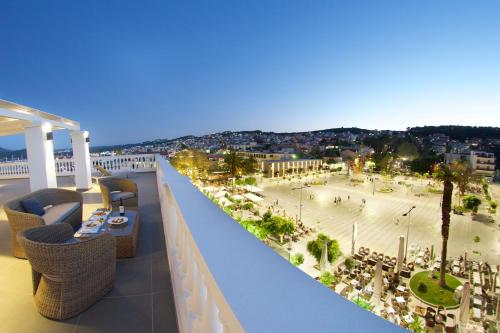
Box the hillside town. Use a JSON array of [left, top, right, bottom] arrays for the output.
[[117, 126, 499, 181]]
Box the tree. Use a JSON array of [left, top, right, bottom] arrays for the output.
[[224, 150, 243, 181], [170, 149, 210, 179], [410, 155, 441, 174], [463, 195, 481, 213], [241, 156, 257, 175], [262, 215, 296, 243], [433, 163, 454, 288], [450, 160, 472, 206], [224, 151, 257, 183], [397, 142, 419, 161], [372, 152, 394, 173], [307, 233, 342, 264]]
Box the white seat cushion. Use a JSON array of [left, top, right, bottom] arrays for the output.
[[110, 191, 135, 202], [42, 202, 80, 225]]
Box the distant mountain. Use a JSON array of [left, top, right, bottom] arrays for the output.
[[0, 148, 26, 160], [408, 126, 500, 141]]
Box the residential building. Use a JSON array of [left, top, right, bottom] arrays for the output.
[[262, 159, 323, 178], [237, 151, 290, 161], [445, 150, 497, 178], [470, 150, 496, 177]]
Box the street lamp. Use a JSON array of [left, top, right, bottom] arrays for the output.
[[292, 184, 310, 222], [402, 205, 416, 262]]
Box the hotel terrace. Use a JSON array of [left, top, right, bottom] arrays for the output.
[[0, 100, 403, 332]]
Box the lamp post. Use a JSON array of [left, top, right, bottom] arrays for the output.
[[402, 205, 416, 262], [292, 184, 310, 222]]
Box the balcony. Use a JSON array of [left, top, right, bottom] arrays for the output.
[[0, 171, 178, 332], [156, 157, 403, 332]]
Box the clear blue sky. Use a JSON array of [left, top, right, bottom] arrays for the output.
[[1, 0, 499, 149]]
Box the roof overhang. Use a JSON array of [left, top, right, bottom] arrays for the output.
[[0, 99, 80, 137]]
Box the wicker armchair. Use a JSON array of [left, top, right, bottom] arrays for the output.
[[4, 188, 83, 258], [17, 224, 116, 320], [99, 177, 138, 210]]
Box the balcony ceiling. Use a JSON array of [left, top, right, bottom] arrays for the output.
[[0, 99, 80, 136]]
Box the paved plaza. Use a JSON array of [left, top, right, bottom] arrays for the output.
[[259, 173, 500, 275]]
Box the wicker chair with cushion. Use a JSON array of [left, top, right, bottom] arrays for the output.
[[17, 224, 116, 320], [4, 188, 83, 258], [99, 177, 138, 210]]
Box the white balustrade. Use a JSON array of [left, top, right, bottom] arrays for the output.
[[0, 154, 157, 179], [0, 160, 29, 179], [156, 155, 403, 333]]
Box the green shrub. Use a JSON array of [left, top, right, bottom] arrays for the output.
[[345, 257, 355, 270], [239, 220, 269, 240], [319, 271, 335, 286], [417, 282, 428, 293], [473, 236, 480, 243], [242, 202, 254, 210], [291, 253, 304, 266], [409, 316, 424, 333], [489, 200, 497, 209], [453, 205, 468, 214], [463, 195, 481, 213], [244, 177, 257, 186], [352, 297, 372, 310], [427, 187, 443, 194]]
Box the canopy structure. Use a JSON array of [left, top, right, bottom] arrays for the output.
[[243, 193, 263, 203], [0, 99, 80, 136], [0, 99, 91, 191], [243, 185, 264, 193]]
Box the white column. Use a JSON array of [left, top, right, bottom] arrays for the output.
[[24, 122, 57, 191], [71, 130, 92, 190]]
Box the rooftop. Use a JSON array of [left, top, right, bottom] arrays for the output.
[[0, 172, 179, 333]]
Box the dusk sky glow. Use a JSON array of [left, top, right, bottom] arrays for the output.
[[1, 0, 500, 149]]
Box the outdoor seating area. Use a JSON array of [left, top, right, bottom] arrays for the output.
[[4, 188, 83, 258], [327, 245, 500, 332], [98, 176, 139, 210], [283, 221, 314, 243], [0, 173, 178, 332]]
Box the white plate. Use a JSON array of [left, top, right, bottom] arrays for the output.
[[108, 216, 128, 225], [91, 210, 110, 217]]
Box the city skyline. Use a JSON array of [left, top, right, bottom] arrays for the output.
[[1, 0, 500, 149]]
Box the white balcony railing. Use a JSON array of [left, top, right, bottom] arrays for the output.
[[156, 156, 403, 333], [0, 154, 157, 179]]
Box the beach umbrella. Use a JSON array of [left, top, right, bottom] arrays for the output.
[[351, 222, 357, 256], [496, 296, 500, 322], [459, 282, 471, 328], [397, 235, 405, 274], [373, 261, 383, 305], [319, 240, 328, 272]]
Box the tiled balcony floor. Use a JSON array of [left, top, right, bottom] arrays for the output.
[[0, 173, 178, 333]]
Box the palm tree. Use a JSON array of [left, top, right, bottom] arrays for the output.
[[434, 163, 454, 287]]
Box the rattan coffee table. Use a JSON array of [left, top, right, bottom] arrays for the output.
[[76, 210, 140, 258]]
